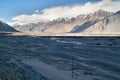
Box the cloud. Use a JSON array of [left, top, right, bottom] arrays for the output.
[[8, 0, 120, 26], [0, 18, 6, 22], [35, 10, 39, 13], [0, 18, 3, 21]]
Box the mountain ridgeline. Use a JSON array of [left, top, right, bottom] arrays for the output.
[[81, 10, 120, 34], [14, 10, 120, 34], [0, 21, 18, 32]]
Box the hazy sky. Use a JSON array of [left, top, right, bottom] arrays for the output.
[[0, 0, 120, 25]]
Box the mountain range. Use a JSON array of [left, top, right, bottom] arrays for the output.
[[80, 10, 120, 34], [14, 9, 118, 34], [0, 9, 120, 35]]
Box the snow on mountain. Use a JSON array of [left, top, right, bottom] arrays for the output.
[[15, 9, 113, 34], [80, 10, 120, 34]]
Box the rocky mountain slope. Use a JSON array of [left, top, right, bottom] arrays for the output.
[[0, 21, 18, 32], [80, 11, 120, 34], [15, 10, 113, 33]]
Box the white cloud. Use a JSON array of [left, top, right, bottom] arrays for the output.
[[8, 0, 120, 26], [0, 19, 3, 21], [35, 10, 39, 13]]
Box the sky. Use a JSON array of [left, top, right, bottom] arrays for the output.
[[0, 0, 120, 25]]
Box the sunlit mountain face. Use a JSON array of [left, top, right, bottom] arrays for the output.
[[14, 10, 120, 35], [14, 10, 113, 32]]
